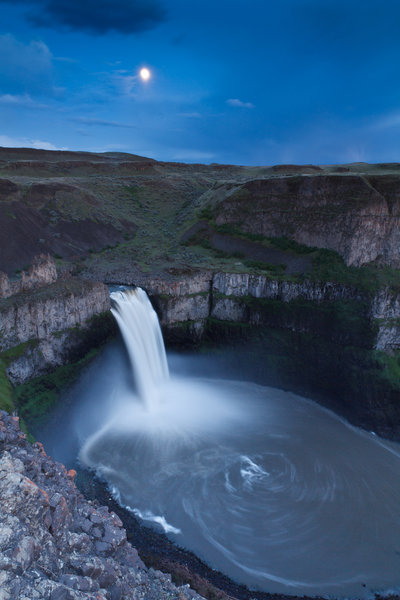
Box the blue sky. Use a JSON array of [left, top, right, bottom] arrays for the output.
[[0, 0, 400, 165]]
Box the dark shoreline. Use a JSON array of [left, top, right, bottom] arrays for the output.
[[76, 466, 326, 600], [75, 466, 400, 600]]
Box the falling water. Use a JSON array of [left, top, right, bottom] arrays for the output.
[[110, 288, 169, 410], [40, 287, 400, 598]]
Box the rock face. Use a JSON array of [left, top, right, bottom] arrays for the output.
[[0, 280, 109, 353], [207, 175, 400, 267], [212, 272, 362, 302], [0, 277, 111, 383], [0, 254, 57, 299], [148, 273, 212, 339], [0, 411, 204, 600], [132, 270, 398, 353], [0, 272, 10, 298]]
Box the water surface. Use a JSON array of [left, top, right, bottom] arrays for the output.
[[39, 343, 400, 599]]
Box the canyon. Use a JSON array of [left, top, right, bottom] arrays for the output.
[[1, 148, 400, 599]]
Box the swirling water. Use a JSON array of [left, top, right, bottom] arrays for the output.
[[39, 290, 400, 598]]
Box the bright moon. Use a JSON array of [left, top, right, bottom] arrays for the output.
[[140, 68, 151, 81]]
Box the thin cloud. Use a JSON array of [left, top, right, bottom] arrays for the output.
[[0, 134, 67, 151], [0, 93, 48, 109], [226, 98, 254, 109], [0, 0, 167, 35], [370, 111, 400, 131], [71, 117, 137, 129], [113, 72, 139, 97]]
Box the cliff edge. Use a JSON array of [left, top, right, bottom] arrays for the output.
[[0, 411, 204, 600]]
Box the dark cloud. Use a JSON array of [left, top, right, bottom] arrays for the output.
[[0, 0, 166, 35], [287, 0, 400, 56]]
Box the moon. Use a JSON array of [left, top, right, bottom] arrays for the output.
[[139, 68, 151, 81]]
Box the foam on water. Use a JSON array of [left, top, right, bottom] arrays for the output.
[[109, 484, 182, 535]]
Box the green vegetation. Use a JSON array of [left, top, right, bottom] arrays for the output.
[[187, 210, 400, 293], [0, 359, 15, 414], [0, 339, 39, 364], [242, 259, 285, 274], [213, 223, 265, 242], [0, 339, 41, 417], [269, 236, 316, 254], [198, 206, 214, 221], [309, 249, 400, 294], [14, 349, 99, 430], [0, 345, 37, 441], [374, 350, 400, 390], [0, 309, 116, 436], [212, 293, 374, 349]]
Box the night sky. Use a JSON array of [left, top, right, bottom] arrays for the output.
[[1, 0, 400, 165]]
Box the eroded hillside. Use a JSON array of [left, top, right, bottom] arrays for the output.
[[2, 148, 400, 281]]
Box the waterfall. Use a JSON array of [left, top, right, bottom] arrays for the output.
[[110, 288, 169, 410]]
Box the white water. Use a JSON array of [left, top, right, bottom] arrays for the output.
[[68, 289, 400, 598], [110, 288, 169, 410]]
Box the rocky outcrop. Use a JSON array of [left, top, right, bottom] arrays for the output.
[[370, 288, 400, 351], [147, 273, 212, 339], [0, 411, 204, 600], [20, 253, 58, 291], [205, 175, 400, 267], [0, 254, 57, 299], [0, 272, 10, 299]]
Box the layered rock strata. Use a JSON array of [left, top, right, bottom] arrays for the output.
[[0, 411, 203, 600], [0, 271, 111, 383], [123, 270, 399, 353]]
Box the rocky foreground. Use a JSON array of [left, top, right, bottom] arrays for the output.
[[0, 410, 204, 600]]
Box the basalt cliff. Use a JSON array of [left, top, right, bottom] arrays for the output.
[[0, 254, 112, 384]]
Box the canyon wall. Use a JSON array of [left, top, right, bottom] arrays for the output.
[[138, 270, 398, 352], [205, 175, 400, 267], [0, 257, 111, 383]]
